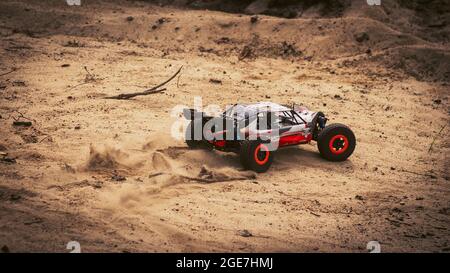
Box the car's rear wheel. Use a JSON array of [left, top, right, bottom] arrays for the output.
[[240, 140, 274, 173], [185, 121, 201, 149], [317, 123, 356, 161], [185, 121, 213, 150]]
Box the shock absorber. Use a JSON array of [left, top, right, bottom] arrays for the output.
[[318, 115, 327, 129]]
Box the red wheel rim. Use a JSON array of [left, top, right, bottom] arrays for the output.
[[329, 134, 349, 155], [254, 144, 270, 165]]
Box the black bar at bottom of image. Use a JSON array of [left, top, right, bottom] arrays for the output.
[[0, 252, 445, 272]]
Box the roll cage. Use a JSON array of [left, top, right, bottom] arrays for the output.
[[223, 103, 308, 130]]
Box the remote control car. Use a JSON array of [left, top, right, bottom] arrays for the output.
[[183, 102, 356, 173]]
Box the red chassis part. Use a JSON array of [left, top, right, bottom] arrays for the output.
[[208, 132, 313, 149], [278, 133, 312, 147]]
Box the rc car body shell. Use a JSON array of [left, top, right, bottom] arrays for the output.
[[185, 102, 320, 149]]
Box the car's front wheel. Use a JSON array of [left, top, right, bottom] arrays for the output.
[[317, 123, 356, 161], [240, 140, 274, 173]]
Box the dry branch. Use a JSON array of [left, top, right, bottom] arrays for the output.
[[6, 110, 35, 124], [66, 66, 105, 91], [105, 88, 166, 100], [105, 66, 182, 100], [428, 124, 446, 153], [147, 171, 254, 183], [13, 121, 32, 127], [179, 175, 253, 183], [0, 68, 16, 77], [398, 168, 437, 179]]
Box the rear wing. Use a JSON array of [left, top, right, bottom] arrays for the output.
[[183, 108, 214, 121]]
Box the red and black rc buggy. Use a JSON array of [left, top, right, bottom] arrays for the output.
[[183, 102, 356, 173]]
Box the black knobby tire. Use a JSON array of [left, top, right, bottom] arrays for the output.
[[185, 121, 201, 149], [239, 140, 274, 173], [185, 121, 213, 150], [317, 123, 356, 161], [239, 140, 251, 169]]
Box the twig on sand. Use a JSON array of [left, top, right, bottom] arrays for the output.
[[310, 212, 321, 217], [39, 135, 52, 143], [178, 174, 252, 183], [148, 172, 165, 179], [7, 110, 35, 123], [106, 88, 167, 100], [105, 66, 182, 100], [84, 66, 93, 78], [0, 68, 16, 77], [147, 171, 254, 183], [83, 66, 106, 83], [398, 168, 437, 179], [66, 82, 90, 91], [66, 66, 105, 91], [428, 124, 446, 153], [176, 73, 181, 88], [12, 121, 32, 127]]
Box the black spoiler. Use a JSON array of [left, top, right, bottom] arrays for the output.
[[183, 108, 211, 120]]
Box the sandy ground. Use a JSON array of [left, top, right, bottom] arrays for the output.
[[0, 0, 449, 252]]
